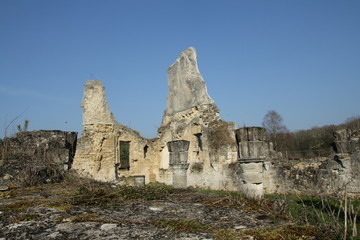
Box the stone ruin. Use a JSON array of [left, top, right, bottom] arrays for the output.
[[2, 47, 357, 198], [70, 47, 360, 197], [72, 47, 241, 191], [0, 130, 77, 187]]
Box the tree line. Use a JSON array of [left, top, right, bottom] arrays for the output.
[[262, 110, 360, 159]]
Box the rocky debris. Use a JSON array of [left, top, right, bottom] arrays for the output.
[[0, 186, 9, 191]]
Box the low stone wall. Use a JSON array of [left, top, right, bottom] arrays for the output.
[[0, 130, 77, 186], [263, 153, 360, 196]]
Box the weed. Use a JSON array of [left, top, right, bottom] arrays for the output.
[[213, 229, 247, 240], [71, 213, 100, 222], [214, 225, 334, 240], [152, 218, 210, 233], [17, 213, 39, 221]]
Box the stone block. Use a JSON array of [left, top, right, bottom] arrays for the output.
[[167, 140, 190, 152], [240, 162, 263, 172], [133, 175, 145, 187], [241, 172, 263, 184], [243, 183, 264, 199]]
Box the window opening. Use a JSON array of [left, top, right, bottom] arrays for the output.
[[143, 145, 149, 158], [119, 141, 130, 170], [194, 133, 203, 151]]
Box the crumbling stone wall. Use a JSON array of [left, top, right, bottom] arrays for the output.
[[72, 80, 161, 183], [72, 47, 241, 191], [2, 130, 77, 168], [71, 47, 360, 197], [0, 130, 77, 186], [263, 129, 360, 196], [263, 154, 360, 196]]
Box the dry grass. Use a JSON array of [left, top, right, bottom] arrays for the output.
[[0, 174, 350, 239], [152, 218, 211, 233], [213, 225, 333, 240]]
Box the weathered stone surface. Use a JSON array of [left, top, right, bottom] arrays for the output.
[[241, 172, 263, 184], [164, 47, 215, 117], [0, 130, 77, 187], [0, 186, 9, 191], [236, 127, 274, 160], [333, 129, 360, 154], [263, 152, 360, 195], [168, 140, 190, 188], [73, 48, 241, 192], [81, 80, 115, 125], [236, 127, 267, 142], [242, 183, 264, 199], [240, 162, 263, 173]]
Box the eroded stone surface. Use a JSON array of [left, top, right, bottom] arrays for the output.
[[81, 80, 116, 125], [72, 47, 240, 191], [164, 47, 215, 117], [0, 130, 77, 187], [70, 47, 360, 197]]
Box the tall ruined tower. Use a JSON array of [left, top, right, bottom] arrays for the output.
[[81, 80, 115, 125], [164, 47, 215, 116]]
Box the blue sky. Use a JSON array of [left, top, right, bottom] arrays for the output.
[[1, 0, 359, 138]]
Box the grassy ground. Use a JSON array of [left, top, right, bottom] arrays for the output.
[[1, 175, 357, 239]]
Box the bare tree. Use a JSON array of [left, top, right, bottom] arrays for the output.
[[262, 110, 288, 151]]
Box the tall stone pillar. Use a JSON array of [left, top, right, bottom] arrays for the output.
[[167, 140, 190, 188], [235, 127, 270, 199]]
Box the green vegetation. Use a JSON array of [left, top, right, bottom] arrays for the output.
[[266, 194, 360, 240], [17, 119, 29, 132]]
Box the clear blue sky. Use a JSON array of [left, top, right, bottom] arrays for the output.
[[1, 0, 359, 139]]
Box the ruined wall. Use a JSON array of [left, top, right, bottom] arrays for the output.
[[72, 80, 160, 183], [0, 130, 77, 186], [2, 130, 77, 169], [263, 154, 360, 196], [72, 47, 241, 191], [263, 128, 360, 196], [71, 47, 360, 197]]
